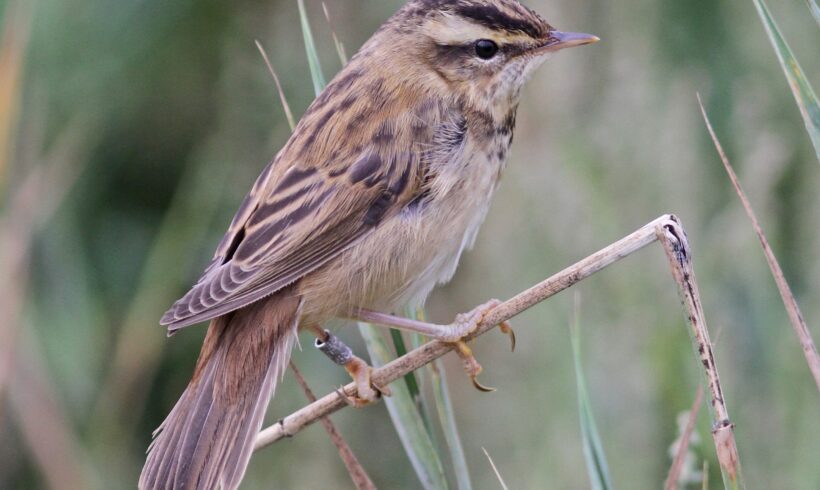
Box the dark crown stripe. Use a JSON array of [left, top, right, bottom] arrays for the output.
[[453, 4, 545, 39]]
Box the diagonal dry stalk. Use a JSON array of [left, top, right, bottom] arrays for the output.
[[698, 95, 820, 392], [252, 214, 744, 485], [288, 362, 376, 490]]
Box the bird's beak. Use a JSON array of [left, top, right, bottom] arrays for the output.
[[534, 31, 600, 55]]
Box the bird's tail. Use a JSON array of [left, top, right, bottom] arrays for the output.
[[139, 289, 301, 490]]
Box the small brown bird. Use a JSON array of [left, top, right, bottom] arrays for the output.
[[140, 1, 596, 488]]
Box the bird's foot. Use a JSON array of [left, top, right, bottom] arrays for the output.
[[336, 355, 391, 408], [437, 299, 515, 392], [349, 300, 515, 392], [437, 299, 514, 349]]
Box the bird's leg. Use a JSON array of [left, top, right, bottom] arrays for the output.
[[352, 300, 514, 347], [350, 300, 515, 391], [309, 326, 391, 407]]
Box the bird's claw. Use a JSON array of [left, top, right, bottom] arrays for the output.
[[453, 340, 496, 392], [440, 299, 519, 392], [499, 320, 516, 352], [471, 376, 496, 393]]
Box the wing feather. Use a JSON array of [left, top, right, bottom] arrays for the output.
[[161, 61, 447, 330], [162, 150, 420, 330]]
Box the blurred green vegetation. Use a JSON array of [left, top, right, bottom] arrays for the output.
[[0, 0, 818, 488]]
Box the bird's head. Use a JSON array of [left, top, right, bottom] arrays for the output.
[[379, 0, 598, 112]]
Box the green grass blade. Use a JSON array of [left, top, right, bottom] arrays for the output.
[[391, 328, 435, 439], [406, 309, 472, 490], [405, 309, 444, 441], [806, 0, 820, 27], [431, 359, 472, 490], [391, 328, 438, 442], [296, 0, 326, 96], [570, 299, 613, 490], [752, 0, 820, 160], [359, 323, 449, 490], [390, 328, 425, 401]]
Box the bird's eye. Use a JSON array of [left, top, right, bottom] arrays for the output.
[[474, 39, 499, 60]]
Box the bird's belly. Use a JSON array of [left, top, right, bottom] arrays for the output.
[[393, 186, 495, 305], [300, 148, 504, 321]]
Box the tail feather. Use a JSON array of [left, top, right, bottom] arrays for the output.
[[140, 290, 301, 490]]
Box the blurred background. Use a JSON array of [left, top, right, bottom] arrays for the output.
[[1, 0, 818, 488]]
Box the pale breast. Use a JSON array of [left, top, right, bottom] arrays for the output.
[[396, 137, 507, 304], [299, 124, 510, 322]]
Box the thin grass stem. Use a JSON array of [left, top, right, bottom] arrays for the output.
[[481, 448, 509, 490], [289, 362, 376, 490], [570, 293, 613, 490], [255, 40, 296, 131], [698, 95, 820, 391]]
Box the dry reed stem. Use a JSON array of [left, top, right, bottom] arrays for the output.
[[665, 385, 704, 490], [289, 362, 376, 490], [698, 95, 820, 392], [655, 219, 742, 487], [253, 214, 743, 483]]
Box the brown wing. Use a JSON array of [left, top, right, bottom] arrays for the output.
[[161, 149, 419, 330]]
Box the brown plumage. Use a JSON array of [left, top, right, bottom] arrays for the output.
[[141, 1, 596, 488], [141, 289, 301, 489]]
